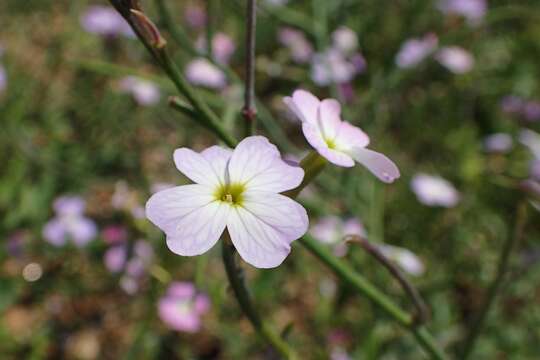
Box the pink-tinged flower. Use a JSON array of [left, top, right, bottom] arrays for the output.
[[519, 129, 540, 159], [43, 196, 97, 247], [102, 225, 128, 245], [278, 28, 314, 64], [196, 33, 236, 65], [331, 27, 358, 55], [145, 136, 309, 268], [483, 133, 513, 153], [104, 245, 127, 273], [435, 46, 474, 74], [158, 282, 210, 332], [80, 6, 134, 38], [283, 90, 400, 183], [0, 64, 6, 94], [119, 76, 160, 106], [411, 174, 460, 207], [377, 244, 425, 276], [438, 0, 487, 25], [311, 49, 357, 86], [500, 95, 525, 114], [185, 59, 227, 89], [523, 101, 540, 122], [184, 5, 207, 29], [395, 34, 438, 69], [310, 216, 366, 257]]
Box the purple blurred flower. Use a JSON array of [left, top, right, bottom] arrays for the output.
[[483, 133, 513, 153], [102, 225, 128, 245], [523, 101, 540, 122], [311, 49, 358, 86], [530, 160, 540, 181], [80, 6, 134, 38], [184, 5, 207, 29], [438, 0, 487, 25], [119, 77, 160, 106], [0, 64, 6, 94], [6, 231, 29, 258], [196, 33, 236, 65], [158, 282, 210, 333], [411, 174, 460, 207], [185, 58, 227, 89], [435, 46, 474, 74], [278, 28, 314, 64], [310, 216, 366, 257], [500, 95, 525, 114], [43, 196, 97, 247], [395, 34, 438, 69], [519, 129, 540, 159], [377, 244, 425, 276], [265, 0, 290, 6], [104, 245, 127, 273], [331, 27, 358, 55]]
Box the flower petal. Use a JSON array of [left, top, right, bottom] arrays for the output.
[[283, 89, 320, 124], [67, 217, 97, 247], [335, 121, 370, 150], [228, 136, 304, 193], [243, 191, 308, 240], [174, 148, 226, 187], [166, 200, 230, 256], [318, 99, 342, 140], [318, 146, 355, 167], [228, 191, 308, 269], [43, 219, 67, 246], [349, 147, 400, 183], [302, 121, 327, 151], [145, 184, 215, 234]]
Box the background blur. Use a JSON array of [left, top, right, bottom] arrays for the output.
[[1, 0, 540, 359]]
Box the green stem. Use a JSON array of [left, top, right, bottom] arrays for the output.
[[299, 235, 447, 360], [283, 152, 327, 198], [222, 236, 298, 360], [460, 201, 528, 359]]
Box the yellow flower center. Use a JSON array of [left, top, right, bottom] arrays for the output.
[[214, 183, 245, 206], [325, 137, 336, 149]]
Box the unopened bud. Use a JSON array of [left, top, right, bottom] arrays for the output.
[[130, 9, 167, 49]]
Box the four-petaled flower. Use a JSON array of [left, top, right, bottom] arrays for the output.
[[145, 136, 309, 268], [43, 196, 97, 247], [284, 90, 400, 183]]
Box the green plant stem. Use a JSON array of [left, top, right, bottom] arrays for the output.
[[222, 236, 299, 360], [299, 235, 447, 360], [283, 151, 327, 198], [242, 0, 257, 137], [460, 201, 528, 359]]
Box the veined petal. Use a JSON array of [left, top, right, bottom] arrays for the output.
[[334, 121, 370, 150], [145, 184, 215, 234], [318, 99, 342, 140], [349, 147, 400, 183], [318, 147, 355, 167], [174, 148, 226, 187], [228, 136, 304, 193], [201, 146, 233, 184], [166, 201, 230, 256], [283, 89, 320, 124], [227, 206, 295, 268], [242, 191, 308, 240], [302, 121, 328, 151]]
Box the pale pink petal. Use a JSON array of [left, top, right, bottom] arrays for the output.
[[227, 207, 292, 268], [201, 146, 233, 182], [145, 184, 215, 234], [301, 122, 328, 151], [168, 281, 196, 299], [318, 99, 342, 140], [166, 201, 230, 256], [43, 219, 67, 246], [242, 191, 308, 240], [194, 294, 211, 314], [349, 147, 400, 183], [334, 121, 370, 150], [228, 136, 304, 193], [318, 147, 355, 167], [283, 89, 320, 124], [158, 299, 201, 332], [173, 148, 225, 187], [68, 217, 97, 247]]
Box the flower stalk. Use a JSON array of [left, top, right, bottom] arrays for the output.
[[242, 0, 258, 137]]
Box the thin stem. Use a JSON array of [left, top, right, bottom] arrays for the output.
[[242, 0, 257, 137], [299, 235, 447, 360], [283, 152, 327, 198], [221, 235, 298, 360], [345, 235, 430, 325], [460, 200, 528, 359]]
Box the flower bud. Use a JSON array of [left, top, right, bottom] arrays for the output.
[[129, 9, 166, 49]]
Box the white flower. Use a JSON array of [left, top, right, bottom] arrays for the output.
[[411, 173, 460, 207], [146, 136, 309, 268]]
